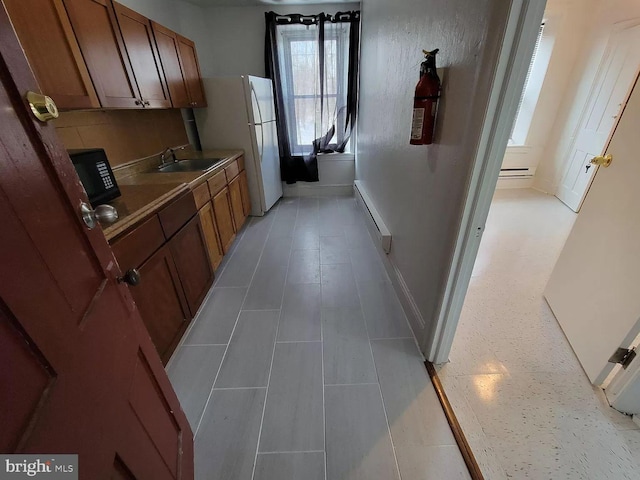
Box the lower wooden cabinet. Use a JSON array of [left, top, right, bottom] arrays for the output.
[[131, 244, 190, 364], [109, 157, 251, 364], [199, 201, 224, 271], [213, 186, 236, 253], [228, 175, 245, 231], [169, 214, 214, 316], [239, 169, 251, 216]]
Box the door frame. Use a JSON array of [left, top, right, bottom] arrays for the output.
[[425, 0, 547, 363], [606, 330, 640, 414]]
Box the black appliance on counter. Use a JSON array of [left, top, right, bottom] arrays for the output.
[[68, 148, 121, 207]]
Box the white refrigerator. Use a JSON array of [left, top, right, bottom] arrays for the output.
[[195, 76, 283, 216]]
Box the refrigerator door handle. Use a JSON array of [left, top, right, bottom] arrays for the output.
[[250, 83, 264, 125], [259, 124, 265, 161]]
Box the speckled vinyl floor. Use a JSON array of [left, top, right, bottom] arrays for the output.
[[438, 188, 640, 479]]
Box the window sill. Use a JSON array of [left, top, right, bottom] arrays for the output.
[[317, 152, 354, 162], [505, 145, 532, 153]]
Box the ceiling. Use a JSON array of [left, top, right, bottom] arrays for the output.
[[184, 0, 358, 6]]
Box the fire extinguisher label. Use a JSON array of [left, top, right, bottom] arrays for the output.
[[411, 108, 425, 140]]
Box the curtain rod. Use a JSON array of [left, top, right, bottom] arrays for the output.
[[271, 11, 360, 25]]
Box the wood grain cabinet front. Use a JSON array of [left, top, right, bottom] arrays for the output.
[[111, 2, 171, 108], [63, 0, 141, 108], [198, 201, 224, 272], [151, 21, 190, 108], [213, 186, 236, 253], [3, 0, 100, 109], [130, 244, 190, 364], [169, 215, 214, 316], [176, 34, 207, 107], [228, 175, 246, 231], [239, 169, 251, 217], [6, 0, 207, 111]]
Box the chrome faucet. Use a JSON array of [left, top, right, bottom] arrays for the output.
[[160, 147, 176, 166]]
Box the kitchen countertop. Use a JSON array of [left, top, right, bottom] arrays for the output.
[[103, 149, 244, 241]]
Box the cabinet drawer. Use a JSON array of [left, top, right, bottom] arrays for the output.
[[207, 170, 227, 196], [237, 155, 245, 172], [158, 191, 197, 239], [192, 181, 210, 209], [111, 214, 164, 269], [225, 159, 240, 182]]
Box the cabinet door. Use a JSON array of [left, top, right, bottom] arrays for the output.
[[4, 0, 99, 109], [169, 215, 214, 316], [239, 169, 252, 217], [199, 201, 224, 272], [151, 21, 190, 108], [132, 244, 190, 364], [112, 2, 171, 108], [228, 175, 246, 231], [63, 0, 141, 108], [213, 187, 236, 254], [176, 34, 207, 107]]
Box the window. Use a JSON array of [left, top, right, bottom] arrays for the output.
[[509, 22, 548, 146], [277, 23, 351, 155]]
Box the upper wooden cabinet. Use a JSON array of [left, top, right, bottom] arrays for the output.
[[112, 2, 171, 108], [4, 0, 99, 109], [176, 35, 207, 108], [6, 0, 206, 111], [63, 0, 141, 108], [151, 21, 190, 108]]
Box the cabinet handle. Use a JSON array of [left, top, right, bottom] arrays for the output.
[[118, 268, 141, 286], [135, 99, 142, 106], [144, 100, 150, 106]]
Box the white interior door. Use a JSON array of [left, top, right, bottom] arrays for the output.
[[545, 73, 640, 391], [556, 23, 640, 212]]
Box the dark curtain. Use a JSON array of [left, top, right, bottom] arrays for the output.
[[265, 11, 361, 184]]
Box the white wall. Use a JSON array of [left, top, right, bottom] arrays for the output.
[[533, 0, 640, 193], [200, 3, 359, 78], [357, 0, 512, 344], [501, 0, 595, 182]]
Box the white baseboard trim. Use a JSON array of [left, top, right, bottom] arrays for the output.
[[353, 181, 392, 253], [353, 186, 427, 339], [496, 176, 534, 189], [282, 183, 353, 197]]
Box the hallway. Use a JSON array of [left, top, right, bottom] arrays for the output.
[[166, 196, 470, 480], [439, 188, 640, 479]]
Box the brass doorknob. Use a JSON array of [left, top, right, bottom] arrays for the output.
[[590, 154, 613, 168], [26, 91, 59, 122]]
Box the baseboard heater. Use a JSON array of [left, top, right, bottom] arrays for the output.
[[499, 167, 534, 177], [353, 180, 392, 253]]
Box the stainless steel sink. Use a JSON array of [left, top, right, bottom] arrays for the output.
[[157, 158, 224, 173]]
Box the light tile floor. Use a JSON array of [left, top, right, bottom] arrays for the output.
[[439, 189, 640, 479], [167, 195, 470, 480]]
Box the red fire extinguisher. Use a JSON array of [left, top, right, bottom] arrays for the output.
[[410, 49, 441, 145]]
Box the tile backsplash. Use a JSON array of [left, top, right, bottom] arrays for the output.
[[54, 109, 189, 167]]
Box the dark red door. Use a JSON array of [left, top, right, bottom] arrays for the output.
[[0, 3, 193, 479]]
